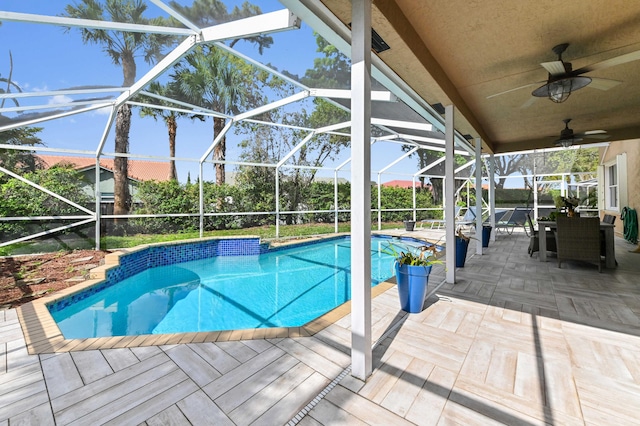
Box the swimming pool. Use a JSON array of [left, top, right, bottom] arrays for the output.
[[49, 236, 436, 339]]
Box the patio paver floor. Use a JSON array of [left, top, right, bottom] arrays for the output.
[[2, 228, 639, 425]]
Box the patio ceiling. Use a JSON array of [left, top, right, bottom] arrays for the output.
[[317, 0, 640, 154]]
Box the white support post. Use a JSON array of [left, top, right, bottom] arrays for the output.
[[94, 156, 101, 250], [533, 152, 539, 219], [350, 0, 372, 380], [475, 138, 483, 254], [334, 170, 339, 233], [412, 176, 417, 221], [377, 173, 382, 230], [199, 162, 204, 238], [489, 154, 496, 241], [94, 108, 115, 250], [276, 167, 280, 238], [445, 105, 456, 284]]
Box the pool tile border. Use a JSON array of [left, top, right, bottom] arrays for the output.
[[48, 235, 265, 313], [16, 235, 396, 354]]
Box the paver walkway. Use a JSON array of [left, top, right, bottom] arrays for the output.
[[2, 229, 639, 425]]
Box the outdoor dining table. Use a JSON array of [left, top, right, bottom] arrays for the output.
[[537, 220, 616, 268]]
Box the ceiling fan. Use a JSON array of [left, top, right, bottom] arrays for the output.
[[553, 119, 609, 148], [487, 43, 640, 103]]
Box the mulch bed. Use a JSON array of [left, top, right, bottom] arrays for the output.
[[0, 250, 108, 309]]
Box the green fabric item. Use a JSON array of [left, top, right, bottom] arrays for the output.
[[621, 207, 638, 244]]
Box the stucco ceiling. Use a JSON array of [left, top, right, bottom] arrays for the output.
[[320, 0, 640, 154]]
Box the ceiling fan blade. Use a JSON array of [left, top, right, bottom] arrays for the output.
[[541, 60, 566, 76], [574, 130, 609, 139], [587, 77, 623, 90], [486, 81, 543, 99], [581, 133, 610, 140], [519, 96, 538, 109], [573, 49, 640, 74]]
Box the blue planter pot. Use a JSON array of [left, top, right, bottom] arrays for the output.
[[482, 225, 492, 247], [395, 262, 432, 313], [455, 236, 470, 267], [403, 220, 416, 231]]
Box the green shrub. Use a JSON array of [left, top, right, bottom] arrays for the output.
[[0, 165, 92, 239]]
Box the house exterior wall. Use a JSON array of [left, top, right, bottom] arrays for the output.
[[600, 139, 640, 237], [80, 168, 138, 201]]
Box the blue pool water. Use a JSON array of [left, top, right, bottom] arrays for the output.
[[51, 236, 435, 338]]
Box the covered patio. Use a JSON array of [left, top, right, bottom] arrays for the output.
[[2, 229, 640, 424], [3, 0, 640, 424]]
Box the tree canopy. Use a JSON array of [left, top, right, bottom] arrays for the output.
[[63, 0, 176, 217]]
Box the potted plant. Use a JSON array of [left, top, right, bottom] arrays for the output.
[[384, 242, 442, 313], [403, 219, 416, 231], [456, 229, 471, 267], [554, 195, 580, 217], [455, 228, 479, 267], [481, 225, 492, 247]]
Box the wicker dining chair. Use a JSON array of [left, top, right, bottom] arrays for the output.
[[526, 213, 556, 257], [555, 216, 602, 272]]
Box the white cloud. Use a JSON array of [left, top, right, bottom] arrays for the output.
[[91, 105, 114, 115], [48, 94, 73, 105]]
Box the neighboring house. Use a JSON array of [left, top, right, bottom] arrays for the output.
[[598, 140, 640, 241], [37, 155, 172, 202], [315, 177, 349, 185], [382, 179, 432, 190]]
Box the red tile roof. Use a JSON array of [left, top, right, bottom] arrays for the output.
[[382, 180, 431, 188], [37, 155, 172, 182]]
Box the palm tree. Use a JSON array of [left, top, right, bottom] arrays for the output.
[[167, 0, 272, 184], [168, 0, 273, 52], [63, 0, 174, 215], [172, 46, 247, 184], [137, 81, 203, 181]]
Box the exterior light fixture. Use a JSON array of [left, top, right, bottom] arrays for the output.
[[532, 76, 592, 103], [553, 119, 584, 148], [554, 138, 575, 148]]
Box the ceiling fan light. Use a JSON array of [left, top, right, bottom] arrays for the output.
[[555, 138, 573, 148], [531, 76, 592, 103], [548, 80, 573, 103]]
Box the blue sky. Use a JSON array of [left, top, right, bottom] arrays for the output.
[[1, 0, 426, 183]]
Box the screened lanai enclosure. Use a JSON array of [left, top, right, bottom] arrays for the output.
[[0, 0, 608, 381], [0, 0, 602, 253]]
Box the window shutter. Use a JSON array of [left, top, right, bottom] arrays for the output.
[[597, 165, 604, 211], [618, 153, 628, 209]]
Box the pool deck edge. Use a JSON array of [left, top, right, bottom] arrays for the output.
[[16, 233, 399, 354], [17, 281, 395, 354]]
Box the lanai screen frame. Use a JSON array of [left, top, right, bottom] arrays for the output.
[[0, 1, 479, 250]]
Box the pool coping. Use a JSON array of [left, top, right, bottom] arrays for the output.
[[16, 235, 399, 354]]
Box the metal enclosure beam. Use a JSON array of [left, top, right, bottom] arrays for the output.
[[201, 10, 300, 42], [0, 11, 194, 35], [377, 147, 419, 229], [114, 36, 197, 108]]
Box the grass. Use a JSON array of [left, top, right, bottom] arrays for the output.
[[1, 222, 407, 255]]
